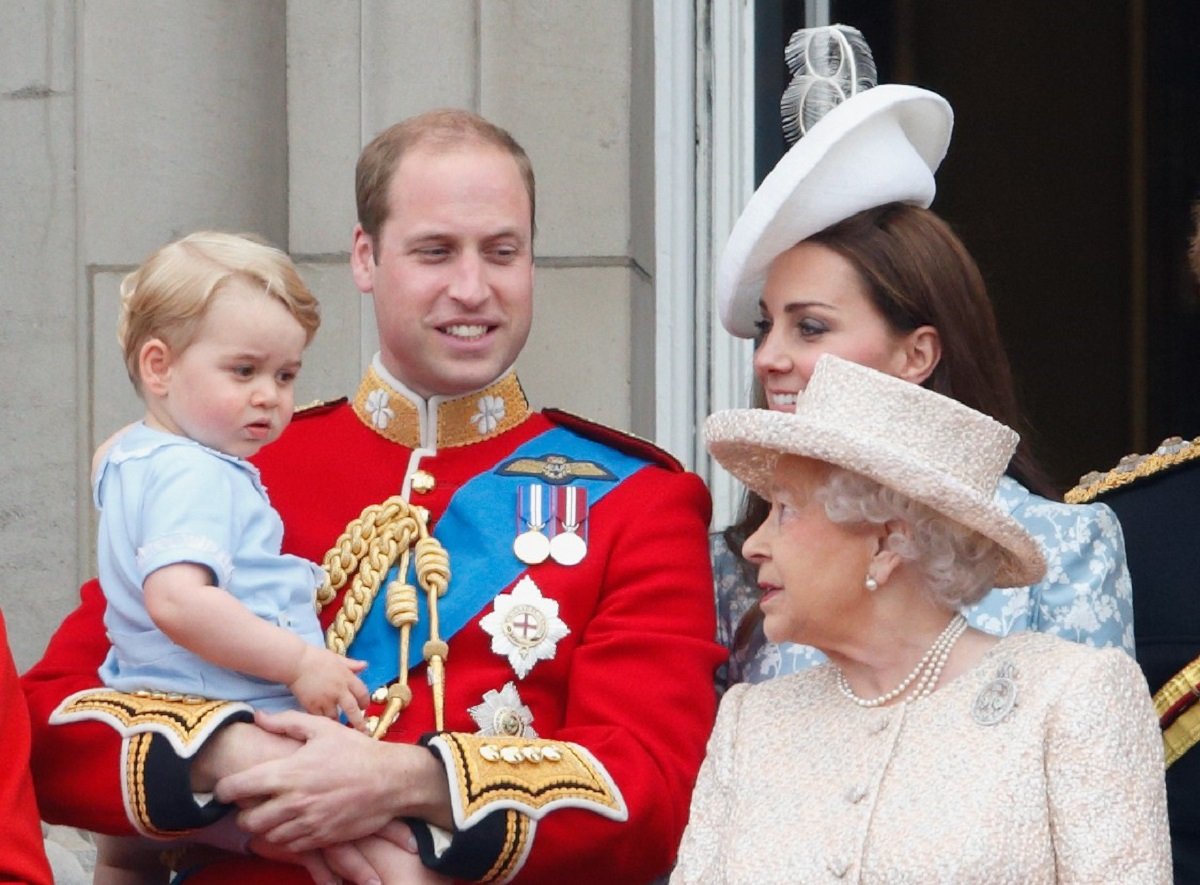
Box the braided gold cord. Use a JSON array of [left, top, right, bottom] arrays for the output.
[[318, 498, 408, 608], [415, 536, 450, 596], [315, 495, 451, 738], [415, 535, 452, 729], [385, 578, 419, 629], [326, 527, 402, 656], [1065, 435, 1200, 504]]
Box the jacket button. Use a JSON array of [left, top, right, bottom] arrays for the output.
[[411, 470, 436, 494]]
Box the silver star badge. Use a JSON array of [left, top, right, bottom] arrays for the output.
[[468, 681, 537, 737], [480, 576, 570, 678]]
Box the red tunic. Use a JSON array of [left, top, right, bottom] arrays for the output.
[[24, 369, 723, 883], [1, 610, 53, 885]]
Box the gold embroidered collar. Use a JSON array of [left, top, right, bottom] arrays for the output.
[[352, 361, 531, 450]]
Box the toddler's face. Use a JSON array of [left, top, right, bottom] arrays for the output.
[[154, 279, 307, 459]]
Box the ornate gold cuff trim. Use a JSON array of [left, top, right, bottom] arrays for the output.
[[480, 810, 534, 884], [427, 732, 628, 831], [50, 688, 251, 759]]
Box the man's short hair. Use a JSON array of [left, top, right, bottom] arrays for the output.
[[118, 231, 320, 393], [355, 108, 536, 246]]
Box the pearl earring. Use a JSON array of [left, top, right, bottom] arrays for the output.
[[864, 575, 879, 592]]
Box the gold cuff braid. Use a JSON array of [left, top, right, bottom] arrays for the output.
[[427, 733, 628, 831], [51, 688, 250, 759], [51, 688, 253, 837], [479, 810, 533, 884]]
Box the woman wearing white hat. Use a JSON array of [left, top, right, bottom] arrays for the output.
[[712, 25, 1131, 689], [674, 354, 1169, 882]]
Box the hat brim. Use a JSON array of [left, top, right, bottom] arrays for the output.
[[717, 84, 953, 339], [706, 409, 1047, 588]]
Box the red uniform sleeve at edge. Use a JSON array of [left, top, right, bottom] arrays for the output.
[[2, 610, 55, 884], [514, 467, 723, 884], [20, 579, 133, 835]]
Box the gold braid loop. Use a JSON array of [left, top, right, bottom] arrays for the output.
[[319, 498, 407, 607], [319, 498, 439, 653], [415, 536, 451, 598], [315, 495, 452, 739], [326, 528, 402, 656], [385, 579, 419, 628], [370, 573, 421, 741]]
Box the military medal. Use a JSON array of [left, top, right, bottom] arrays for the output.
[[549, 486, 588, 566], [480, 576, 570, 678], [468, 681, 537, 738], [513, 483, 551, 564]]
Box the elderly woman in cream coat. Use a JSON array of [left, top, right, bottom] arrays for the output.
[[673, 354, 1169, 884]]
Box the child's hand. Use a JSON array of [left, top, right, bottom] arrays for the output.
[[288, 646, 370, 732]]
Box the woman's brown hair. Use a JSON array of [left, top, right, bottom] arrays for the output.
[[724, 202, 1054, 650]]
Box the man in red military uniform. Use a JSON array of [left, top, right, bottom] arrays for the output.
[[23, 109, 723, 883]]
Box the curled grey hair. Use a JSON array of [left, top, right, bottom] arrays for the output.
[[817, 468, 1004, 607]]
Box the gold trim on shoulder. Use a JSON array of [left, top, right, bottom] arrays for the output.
[[50, 688, 251, 760], [1065, 435, 1200, 504], [352, 367, 531, 450], [427, 733, 628, 831]]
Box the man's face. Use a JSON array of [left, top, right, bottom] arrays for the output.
[[351, 144, 534, 400]]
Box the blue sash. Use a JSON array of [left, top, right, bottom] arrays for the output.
[[350, 426, 650, 692]]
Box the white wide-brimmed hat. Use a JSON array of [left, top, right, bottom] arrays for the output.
[[705, 355, 1046, 588], [717, 82, 953, 339]]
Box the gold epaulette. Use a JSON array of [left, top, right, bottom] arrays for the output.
[[1065, 436, 1200, 504], [1154, 655, 1200, 768], [426, 732, 628, 830]]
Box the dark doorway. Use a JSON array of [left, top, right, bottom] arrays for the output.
[[755, 1, 1200, 491]]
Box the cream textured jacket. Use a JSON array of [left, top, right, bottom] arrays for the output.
[[673, 632, 1171, 884]]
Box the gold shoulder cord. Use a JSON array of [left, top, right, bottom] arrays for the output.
[[315, 496, 451, 738], [1065, 435, 1200, 504]]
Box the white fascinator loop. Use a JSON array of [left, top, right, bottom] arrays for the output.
[[717, 24, 954, 339], [781, 24, 878, 144]]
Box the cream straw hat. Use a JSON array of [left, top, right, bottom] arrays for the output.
[[717, 47, 953, 339], [705, 355, 1047, 588]]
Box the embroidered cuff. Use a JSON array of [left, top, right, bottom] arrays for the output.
[[409, 810, 533, 884], [424, 731, 627, 828], [51, 688, 253, 836], [409, 732, 627, 883]]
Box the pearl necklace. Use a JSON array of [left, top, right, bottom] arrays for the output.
[[835, 614, 968, 708]]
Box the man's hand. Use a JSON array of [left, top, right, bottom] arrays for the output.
[[288, 645, 370, 731], [323, 821, 450, 885], [214, 710, 453, 852]]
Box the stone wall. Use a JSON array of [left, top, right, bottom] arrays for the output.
[[1, 1, 657, 670]]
